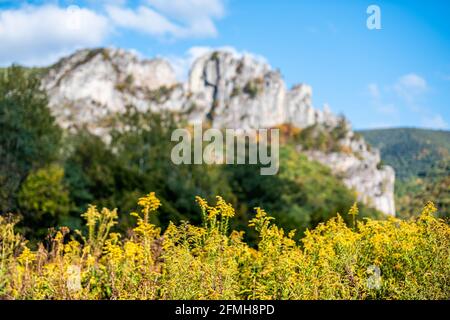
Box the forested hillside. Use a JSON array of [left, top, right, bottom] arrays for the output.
[[361, 128, 450, 179], [361, 128, 450, 218]]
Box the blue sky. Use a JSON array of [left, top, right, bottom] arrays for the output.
[[0, 0, 449, 130]]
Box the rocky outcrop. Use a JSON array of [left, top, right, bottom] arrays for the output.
[[304, 130, 396, 216], [187, 51, 286, 128], [41, 48, 396, 215], [43, 49, 341, 132], [187, 51, 341, 129], [43, 48, 180, 135]]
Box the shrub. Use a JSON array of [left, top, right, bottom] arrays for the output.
[[243, 78, 264, 99], [17, 164, 71, 240], [18, 165, 71, 219]]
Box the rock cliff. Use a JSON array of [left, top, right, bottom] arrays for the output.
[[41, 48, 396, 215]]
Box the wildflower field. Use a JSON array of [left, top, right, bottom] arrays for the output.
[[0, 193, 448, 300]]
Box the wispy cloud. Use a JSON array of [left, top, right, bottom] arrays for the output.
[[393, 73, 428, 103], [368, 74, 448, 130], [106, 5, 182, 37], [106, 0, 225, 39], [146, 0, 224, 24], [422, 114, 449, 129]]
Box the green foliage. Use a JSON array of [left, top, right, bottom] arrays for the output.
[[0, 91, 382, 241], [61, 109, 234, 232], [361, 128, 450, 218], [361, 128, 450, 180], [295, 119, 352, 154], [115, 74, 135, 93], [18, 165, 70, 218], [225, 145, 382, 242], [230, 86, 242, 97], [243, 78, 264, 98], [53, 111, 382, 245], [396, 159, 449, 219], [0, 197, 448, 300], [18, 165, 71, 237], [210, 51, 220, 62], [0, 66, 61, 213]]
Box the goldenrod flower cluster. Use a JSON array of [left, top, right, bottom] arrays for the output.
[[0, 195, 448, 300]]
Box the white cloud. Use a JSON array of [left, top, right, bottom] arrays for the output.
[[0, 1, 227, 66], [106, 0, 225, 39], [146, 0, 224, 21], [0, 5, 110, 66], [394, 73, 428, 103], [422, 115, 449, 129], [106, 5, 182, 37]]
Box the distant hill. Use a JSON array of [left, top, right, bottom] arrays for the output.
[[360, 128, 450, 180], [360, 128, 450, 218]]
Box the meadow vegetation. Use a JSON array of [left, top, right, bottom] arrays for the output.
[[0, 193, 448, 300]]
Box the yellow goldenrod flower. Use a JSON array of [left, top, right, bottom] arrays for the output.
[[195, 196, 209, 211], [216, 196, 235, 218], [348, 202, 359, 217], [138, 192, 162, 213], [421, 201, 437, 217], [207, 207, 219, 220], [17, 247, 36, 265]]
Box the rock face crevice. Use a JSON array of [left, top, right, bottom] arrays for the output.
[[42, 48, 396, 216]]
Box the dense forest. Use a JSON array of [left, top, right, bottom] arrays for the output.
[[361, 129, 450, 218]]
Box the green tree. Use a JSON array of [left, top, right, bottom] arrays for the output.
[[18, 165, 71, 237], [0, 66, 61, 213]]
